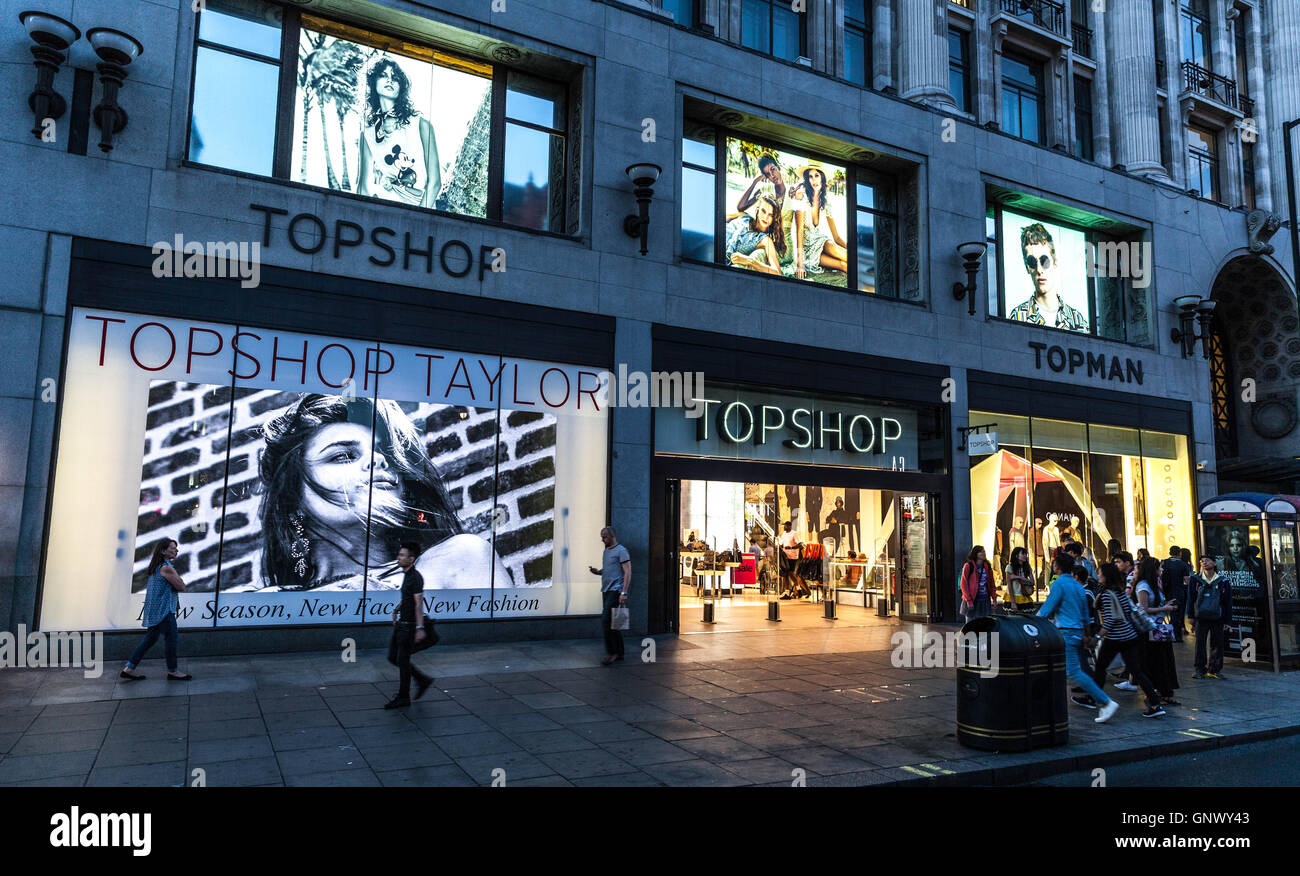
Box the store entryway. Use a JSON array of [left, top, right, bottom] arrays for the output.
[[666, 478, 938, 634]]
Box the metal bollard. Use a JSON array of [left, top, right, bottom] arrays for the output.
[[702, 601, 715, 623], [824, 596, 837, 619], [877, 597, 889, 618], [768, 600, 781, 622]]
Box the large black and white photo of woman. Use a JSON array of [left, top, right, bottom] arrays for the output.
[[245, 394, 507, 591], [133, 383, 558, 597], [291, 24, 492, 216], [356, 57, 439, 208]]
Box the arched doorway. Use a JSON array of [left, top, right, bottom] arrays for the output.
[[1210, 255, 1300, 493]]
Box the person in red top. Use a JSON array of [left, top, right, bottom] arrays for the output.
[[960, 545, 998, 622]]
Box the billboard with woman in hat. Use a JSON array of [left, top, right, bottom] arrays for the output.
[[724, 137, 848, 287]]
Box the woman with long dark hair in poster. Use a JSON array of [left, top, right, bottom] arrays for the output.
[[724, 194, 787, 275], [789, 164, 848, 278], [357, 56, 440, 208], [242, 394, 509, 591]]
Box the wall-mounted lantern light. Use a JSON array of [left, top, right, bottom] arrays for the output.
[[87, 26, 143, 153], [18, 11, 80, 140], [951, 241, 988, 316], [623, 163, 662, 256], [1170, 294, 1217, 359]]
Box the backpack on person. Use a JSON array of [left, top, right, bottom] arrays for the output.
[[1194, 577, 1223, 621]]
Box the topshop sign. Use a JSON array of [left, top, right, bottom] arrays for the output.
[[655, 384, 920, 470], [696, 399, 904, 454]]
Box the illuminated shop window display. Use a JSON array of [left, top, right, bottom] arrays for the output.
[[968, 411, 1195, 592], [40, 309, 608, 631]]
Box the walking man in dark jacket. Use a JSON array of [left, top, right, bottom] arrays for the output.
[[1160, 546, 1191, 641]]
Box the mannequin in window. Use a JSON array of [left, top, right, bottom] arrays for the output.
[[1001, 514, 1027, 571], [806, 485, 824, 543], [844, 489, 861, 553], [1061, 514, 1082, 545], [1041, 512, 1062, 563], [783, 484, 801, 535]]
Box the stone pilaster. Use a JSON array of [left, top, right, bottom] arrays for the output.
[[872, 0, 893, 91], [1091, 6, 1113, 166], [1246, 3, 1272, 211]]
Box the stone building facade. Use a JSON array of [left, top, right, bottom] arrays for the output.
[[1, 0, 1297, 653]]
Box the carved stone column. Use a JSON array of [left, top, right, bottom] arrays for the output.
[[1105, 0, 1167, 178], [900, 0, 956, 108]]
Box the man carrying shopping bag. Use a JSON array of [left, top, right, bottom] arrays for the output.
[[589, 526, 631, 665]]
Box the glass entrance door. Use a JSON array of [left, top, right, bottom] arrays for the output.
[[898, 494, 934, 621], [665, 478, 681, 633]]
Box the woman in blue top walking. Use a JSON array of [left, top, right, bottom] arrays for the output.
[[120, 538, 192, 681]]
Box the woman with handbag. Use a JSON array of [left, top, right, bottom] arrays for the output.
[[385, 542, 433, 708], [959, 546, 997, 622], [1133, 557, 1180, 706], [1091, 563, 1165, 718], [1003, 547, 1035, 609]]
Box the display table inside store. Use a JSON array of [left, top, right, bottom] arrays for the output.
[[693, 569, 727, 600], [828, 559, 889, 607]]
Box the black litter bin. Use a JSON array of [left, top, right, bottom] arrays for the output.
[[956, 613, 1068, 752]]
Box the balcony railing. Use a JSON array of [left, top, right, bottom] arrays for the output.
[[1071, 23, 1093, 58], [1182, 61, 1242, 111], [1156, 58, 1166, 82], [1240, 95, 1255, 117], [998, 0, 1067, 38]]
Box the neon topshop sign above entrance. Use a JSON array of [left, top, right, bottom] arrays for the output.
[[654, 383, 921, 471], [694, 398, 905, 455]]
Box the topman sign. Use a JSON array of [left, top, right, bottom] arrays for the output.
[[654, 383, 921, 470]]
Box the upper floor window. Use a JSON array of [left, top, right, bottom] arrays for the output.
[[681, 126, 899, 297], [1187, 125, 1220, 201], [741, 0, 806, 62], [189, 0, 282, 176], [187, 0, 573, 233], [1002, 53, 1045, 144], [1242, 142, 1257, 210], [1234, 11, 1250, 98], [1073, 76, 1094, 161], [948, 28, 971, 113], [1180, 0, 1210, 70], [659, 0, 696, 28], [844, 0, 872, 87]]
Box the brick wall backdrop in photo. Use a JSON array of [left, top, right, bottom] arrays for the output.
[[133, 382, 557, 594]]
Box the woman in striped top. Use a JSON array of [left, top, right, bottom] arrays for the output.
[[1090, 562, 1165, 718]]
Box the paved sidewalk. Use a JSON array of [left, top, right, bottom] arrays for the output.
[[1, 629, 1297, 787]]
